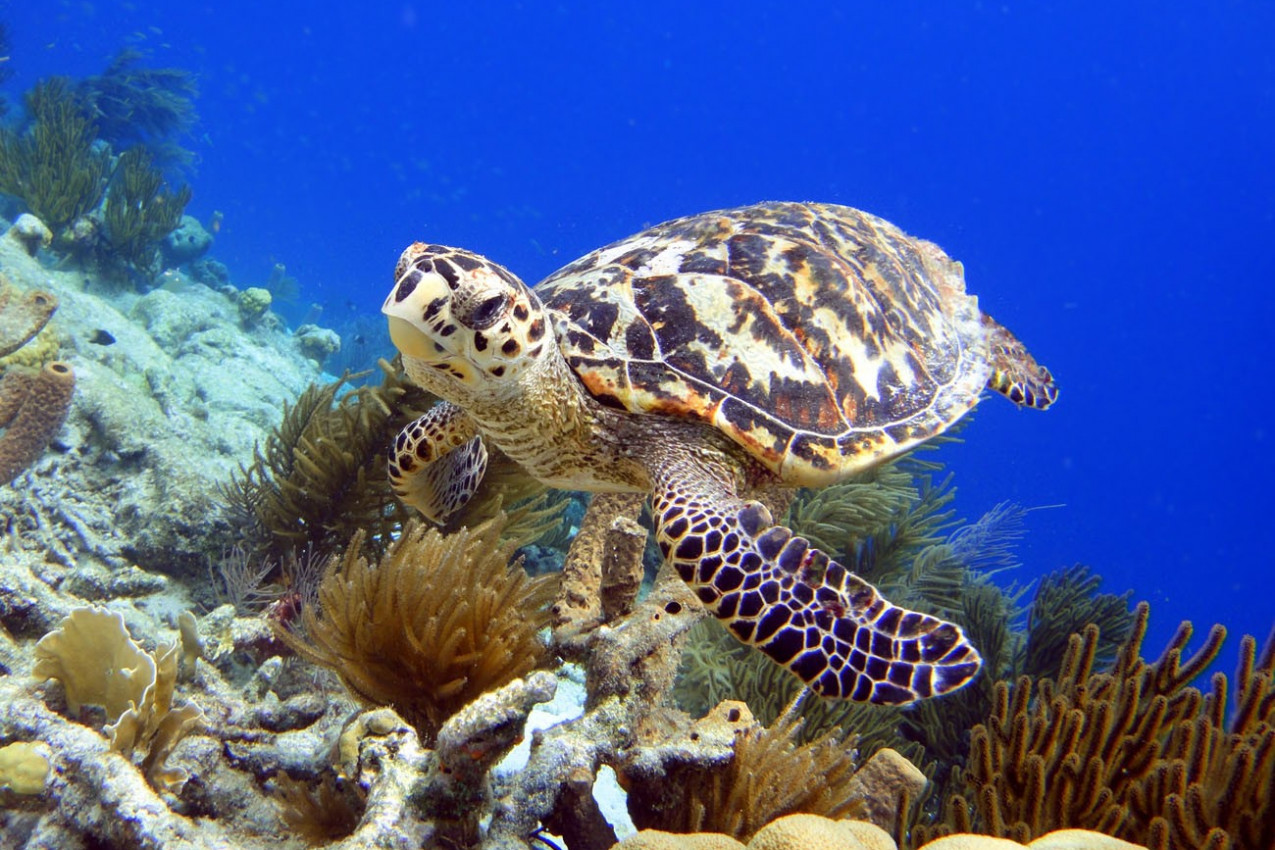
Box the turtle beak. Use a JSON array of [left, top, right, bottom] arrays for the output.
[[386, 314, 439, 362], [383, 246, 459, 363]]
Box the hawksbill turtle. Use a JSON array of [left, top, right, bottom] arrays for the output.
[[382, 201, 1056, 705]]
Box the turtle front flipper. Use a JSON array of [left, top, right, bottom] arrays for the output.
[[982, 314, 1058, 410], [652, 460, 981, 705], [388, 401, 489, 524]]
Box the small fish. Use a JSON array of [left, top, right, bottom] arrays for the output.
[[90, 329, 116, 346]]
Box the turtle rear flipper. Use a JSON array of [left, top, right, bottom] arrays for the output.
[[983, 314, 1058, 410], [389, 403, 489, 524], [651, 458, 982, 704]]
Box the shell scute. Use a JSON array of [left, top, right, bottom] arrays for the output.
[[536, 202, 996, 484]]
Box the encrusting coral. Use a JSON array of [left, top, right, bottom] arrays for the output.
[[274, 513, 557, 745], [618, 813, 897, 850], [31, 607, 205, 793], [0, 741, 50, 795], [915, 602, 1274, 850], [920, 832, 1147, 850]]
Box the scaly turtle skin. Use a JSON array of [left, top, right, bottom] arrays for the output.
[[383, 202, 1057, 705]]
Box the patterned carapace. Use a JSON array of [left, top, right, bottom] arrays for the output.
[[536, 202, 1054, 486]]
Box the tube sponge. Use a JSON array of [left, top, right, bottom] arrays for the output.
[[0, 276, 57, 358], [0, 360, 74, 485]]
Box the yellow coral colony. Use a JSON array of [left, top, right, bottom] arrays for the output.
[[0, 741, 50, 795]]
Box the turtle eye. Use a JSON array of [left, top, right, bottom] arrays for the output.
[[467, 294, 508, 329]]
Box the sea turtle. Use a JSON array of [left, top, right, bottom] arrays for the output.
[[382, 202, 1056, 705]]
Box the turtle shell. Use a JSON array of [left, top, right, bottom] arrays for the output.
[[535, 202, 991, 485]]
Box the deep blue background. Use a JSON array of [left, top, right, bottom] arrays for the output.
[[6, 2, 1273, 658]]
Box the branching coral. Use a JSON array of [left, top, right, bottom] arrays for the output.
[[102, 146, 191, 277], [76, 49, 199, 171], [0, 77, 108, 233], [1020, 564, 1134, 679], [274, 514, 557, 745], [222, 365, 429, 563], [915, 602, 1274, 850]]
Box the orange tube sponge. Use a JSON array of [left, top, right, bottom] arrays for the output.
[[0, 360, 74, 485]]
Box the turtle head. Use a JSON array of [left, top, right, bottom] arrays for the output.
[[384, 244, 550, 392]]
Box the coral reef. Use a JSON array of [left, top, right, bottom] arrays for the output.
[[0, 77, 108, 234], [0, 205, 1253, 850], [0, 229, 326, 576], [916, 602, 1274, 850], [622, 698, 861, 837]]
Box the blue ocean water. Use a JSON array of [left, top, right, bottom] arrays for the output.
[[5, 2, 1272, 658]]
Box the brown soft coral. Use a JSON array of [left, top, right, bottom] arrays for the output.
[[917, 602, 1274, 850], [275, 514, 557, 745]]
